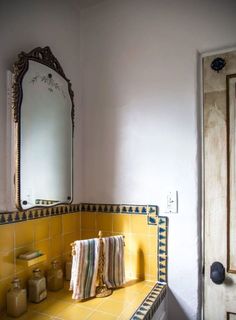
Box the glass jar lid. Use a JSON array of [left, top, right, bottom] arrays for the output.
[[33, 268, 41, 277], [51, 260, 60, 268], [11, 277, 21, 289]]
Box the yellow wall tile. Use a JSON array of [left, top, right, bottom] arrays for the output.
[[148, 235, 157, 256], [35, 239, 50, 264], [50, 216, 62, 237], [130, 215, 148, 234], [63, 232, 77, 254], [126, 234, 155, 256], [124, 253, 132, 279], [0, 208, 161, 316], [81, 212, 96, 230], [62, 214, 77, 234], [0, 251, 14, 278], [15, 221, 34, 248], [132, 234, 149, 256], [51, 235, 63, 259], [0, 277, 12, 313], [81, 211, 159, 281], [0, 207, 159, 316], [96, 213, 112, 232], [0, 225, 14, 253], [35, 219, 49, 242], [81, 229, 98, 240], [75, 213, 81, 238], [148, 224, 158, 235], [0, 212, 82, 314], [148, 255, 158, 279], [129, 251, 147, 280], [124, 236, 134, 257], [112, 214, 131, 233]]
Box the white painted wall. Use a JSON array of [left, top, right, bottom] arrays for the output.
[[0, 0, 82, 211], [1, 0, 236, 318], [79, 0, 236, 319]]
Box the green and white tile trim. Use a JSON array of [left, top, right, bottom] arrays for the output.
[[0, 203, 162, 225], [130, 282, 167, 320]]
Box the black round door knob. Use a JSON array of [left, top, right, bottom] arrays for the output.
[[210, 261, 225, 284]]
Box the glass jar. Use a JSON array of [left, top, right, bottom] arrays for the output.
[[65, 255, 72, 281], [47, 260, 64, 291], [28, 268, 47, 303], [7, 277, 27, 317]]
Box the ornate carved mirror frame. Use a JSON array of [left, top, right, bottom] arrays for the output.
[[12, 46, 74, 211]]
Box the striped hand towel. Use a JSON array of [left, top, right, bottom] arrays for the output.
[[70, 239, 100, 300], [103, 235, 125, 288]]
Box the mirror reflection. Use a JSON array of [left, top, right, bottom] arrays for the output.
[[13, 47, 74, 210]]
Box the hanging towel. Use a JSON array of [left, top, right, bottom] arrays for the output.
[[103, 235, 125, 288], [70, 238, 100, 300]]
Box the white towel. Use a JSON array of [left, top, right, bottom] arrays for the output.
[[102, 235, 125, 288], [70, 238, 100, 300]]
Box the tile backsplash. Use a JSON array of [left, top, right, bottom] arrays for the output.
[[0, 212, 80, 313], [81, 212, 158, 282], [0, 203, 167, 314]]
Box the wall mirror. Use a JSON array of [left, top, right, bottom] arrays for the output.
[[12, 47, 74, 211]]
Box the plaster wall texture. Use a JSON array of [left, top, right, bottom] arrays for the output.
[[0, 0, 82, 211], [79, 0, 236, 319], [1, 0, 236, 319]]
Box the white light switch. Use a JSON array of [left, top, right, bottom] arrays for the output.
[[166, 191, 178, 213]]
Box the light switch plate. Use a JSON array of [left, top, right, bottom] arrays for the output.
[[166, 191, 178, 213]]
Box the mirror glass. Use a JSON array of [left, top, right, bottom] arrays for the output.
[[13, 47, 74, 210]]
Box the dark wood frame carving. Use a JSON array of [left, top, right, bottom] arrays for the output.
[[12, 46, 74, 211]]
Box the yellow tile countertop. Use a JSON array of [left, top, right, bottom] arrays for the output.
[[1, 280, 167, 320]]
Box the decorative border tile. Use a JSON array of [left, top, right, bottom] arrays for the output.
[[81, 203, 158, 216], [0, 203, 81, 225], [147, 205, 158, 225], [130, 282, 167, 320], [0, 203, 160, 225], [158, 217, 168, 283]]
